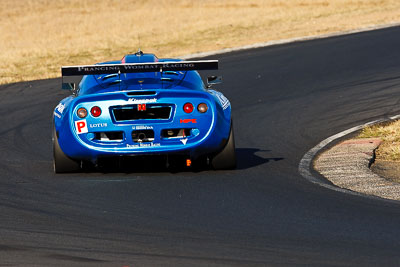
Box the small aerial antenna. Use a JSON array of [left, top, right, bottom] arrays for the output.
[[135, 35, 143, 56], [118, 69, 121, 91]]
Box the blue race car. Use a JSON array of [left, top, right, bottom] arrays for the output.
[[53, 51, 236, 173]]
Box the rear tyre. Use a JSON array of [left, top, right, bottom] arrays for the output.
[[53, 127, 81, 173], [211, 123, 237, 170]]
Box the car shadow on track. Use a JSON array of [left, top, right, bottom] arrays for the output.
[[235, 148, 284, 170], [85, 156, 198, 174], [74, 148, 283, 174]]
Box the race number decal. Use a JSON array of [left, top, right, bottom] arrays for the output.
[[75, 120, 88, 134]]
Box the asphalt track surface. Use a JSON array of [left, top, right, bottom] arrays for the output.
[[1, 27, 400, 266]]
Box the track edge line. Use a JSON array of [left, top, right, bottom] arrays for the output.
[[298, 115, 400, 202]]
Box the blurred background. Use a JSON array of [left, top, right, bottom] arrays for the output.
[[1, 0, 400, 84]]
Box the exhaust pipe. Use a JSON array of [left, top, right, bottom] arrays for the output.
[[137, 133, 146, 141], [132, 130, 154, 143]]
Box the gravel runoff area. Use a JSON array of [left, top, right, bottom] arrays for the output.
[[314, 138, 400, 201]]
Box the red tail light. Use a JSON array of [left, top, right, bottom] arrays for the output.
[[91, 106, 102, 117], [183, 103, 194, 113]]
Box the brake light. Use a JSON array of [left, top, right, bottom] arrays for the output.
[[91, 106, 102, 117], [77, 108, 88, 118], [183, 103, 194, 113]]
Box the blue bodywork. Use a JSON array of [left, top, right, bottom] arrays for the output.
[[54, 53, 231, 164]]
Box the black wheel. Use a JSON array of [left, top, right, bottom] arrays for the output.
[[211, 123, 237, 170], [53, 126, 81, 173]]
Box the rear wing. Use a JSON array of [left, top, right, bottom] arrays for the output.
[[61, 60, 218, 76], [61, 60, 219, 93]]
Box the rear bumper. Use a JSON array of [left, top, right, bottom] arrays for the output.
[[57, 112, 229, 162]]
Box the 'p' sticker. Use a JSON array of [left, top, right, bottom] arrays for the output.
[[75, 119, 88, 134]]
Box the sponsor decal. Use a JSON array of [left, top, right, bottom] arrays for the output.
[[128, 98, 157, 103], [180, 119, 197, 124], [127, 144, 139, 148], [162, 63, 195, 69], [139, 143, 160, 147], [75, 119, 88, 134], [127, 143, 160, 148], [137, 104, 146, 111], [212, 91, 230, 110], [89, 123, 108, 128], [180, 139, 188, 145], [62, 61, 217, 76], [132, 125, 153, 130], [54, 103, 65, 119], [55, 103, 65, 114], [77, 66, 121, 72], [54, 112, 61, 119], [75, 63, 197, 73]]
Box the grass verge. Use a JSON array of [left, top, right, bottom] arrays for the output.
[[358, 120, 400, 161]]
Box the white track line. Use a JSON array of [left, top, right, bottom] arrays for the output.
[[298, 115, 400, 199]]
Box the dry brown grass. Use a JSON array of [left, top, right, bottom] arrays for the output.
[[1, 0, 400, 84], [358, 120, 400, 161]]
